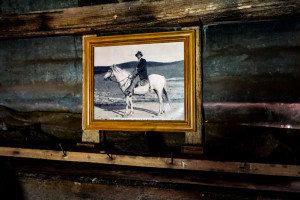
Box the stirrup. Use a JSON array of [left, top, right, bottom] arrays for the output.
[[125, 90, 132, 97]]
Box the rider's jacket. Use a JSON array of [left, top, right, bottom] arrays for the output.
[[135, 58, 148, 80]]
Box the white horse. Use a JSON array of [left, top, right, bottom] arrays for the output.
[[104, 64, 169, 117]]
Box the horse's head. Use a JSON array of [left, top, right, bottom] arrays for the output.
[[104, 65, 115, 81]]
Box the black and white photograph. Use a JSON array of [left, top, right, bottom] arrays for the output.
[[83, 30, 196, 131], [93, 42, 185, 121]]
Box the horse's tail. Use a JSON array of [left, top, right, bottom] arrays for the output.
[[163, 82, 171, 105]]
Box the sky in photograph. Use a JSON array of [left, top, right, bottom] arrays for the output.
[[94, 42, 184, 66]]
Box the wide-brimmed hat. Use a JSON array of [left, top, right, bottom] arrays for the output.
[[135, 51, 143, 57]]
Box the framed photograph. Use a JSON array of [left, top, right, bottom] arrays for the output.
[[83, 30, 196, 132]]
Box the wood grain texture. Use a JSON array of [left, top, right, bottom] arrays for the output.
[[181, 145, 204, 154], [204, 103, 300, 129], [0, 0, 300, 38], [3, 158, 300, 196], [183, 26, 203, 145], [0, 106, 82, 142], [1, 146, 300, 177]]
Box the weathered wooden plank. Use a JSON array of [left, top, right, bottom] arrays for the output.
[[203, 75, 300, 102], [183, 26, 203, 146], [0, 0, 300, 38], [14, 178, 205, 200], [204, 103, 300, 129], [3, 158, 300, 195], [203, 18, 300, 53], [0, 0, 77, 15], [202, 18, 300, 104], [0, 106, 82, 142], [204, 123, 300, 163], [1, 146, 300, 177], [0, 36, 82, 113], [181, 146, 204, 154]]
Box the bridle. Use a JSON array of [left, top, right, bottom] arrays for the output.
[[106, 68, 133, 90]]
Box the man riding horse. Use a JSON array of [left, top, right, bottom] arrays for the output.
[[104, 54, 169, 116], [126, 51, 148, 96]]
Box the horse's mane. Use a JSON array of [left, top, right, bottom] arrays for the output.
[[112, 65, 130, 76]]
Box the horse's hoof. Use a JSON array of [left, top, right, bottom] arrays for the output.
[[123, 112, 133, 117], [156, 110, 164, 115]]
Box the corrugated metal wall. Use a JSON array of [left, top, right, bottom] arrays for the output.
[[0, 1, 299, 164]]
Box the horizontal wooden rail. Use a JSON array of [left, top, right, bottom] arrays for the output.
[[0, 146, 300, 177], [0, 0, 300, 38]]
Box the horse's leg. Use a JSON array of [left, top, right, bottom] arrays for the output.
[[156, 90, 164, 115], [124, 95, 130, 117], [129, 96, 134, 115]]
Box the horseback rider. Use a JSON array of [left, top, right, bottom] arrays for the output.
[[126, 51, 148, 96]]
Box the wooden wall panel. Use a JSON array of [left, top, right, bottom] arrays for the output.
[[202, 19, 300, 163], [2, 158, 300, 199], [0, 0, 77, 15], [0, 0, 300, 38], [0, 36, 82, 113], [0, 0, 299, 164]]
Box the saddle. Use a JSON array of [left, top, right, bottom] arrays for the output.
[[139, 79, 149, 86], [134, 79, 150, 95]]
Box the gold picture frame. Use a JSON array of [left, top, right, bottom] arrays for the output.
[[83, 30, 196, 132]]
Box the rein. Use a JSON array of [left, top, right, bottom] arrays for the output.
[[108, 72, 133, 91]]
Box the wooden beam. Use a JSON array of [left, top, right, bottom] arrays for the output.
[[1, 146, 300, 177], [0, 0, 300, 38], [4, 158, 300, 194]]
